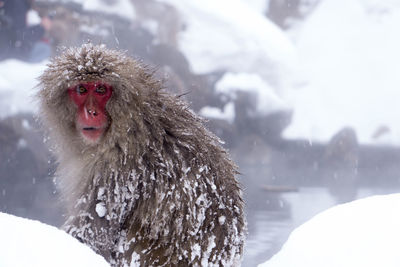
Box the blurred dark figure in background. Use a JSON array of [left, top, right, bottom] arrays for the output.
[[324, 127, 359, 204], [0, 122, 39, 218], [0, 0, 52, 62]]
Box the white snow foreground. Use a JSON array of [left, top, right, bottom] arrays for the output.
[[0, 212, 109, 267], [259, 194, 400, 267]]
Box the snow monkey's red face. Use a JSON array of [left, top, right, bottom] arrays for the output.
[[68, 81, 112, 144]]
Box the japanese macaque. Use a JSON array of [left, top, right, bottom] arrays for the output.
[[37, 44, 246, 266]]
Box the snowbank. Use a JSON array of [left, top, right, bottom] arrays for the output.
[[4, 0, 400, 146], [245, 0, 269, 14], [216, 72, 290, 116], [54, 0, 136, 20], [199, 102, 235, 124], [284, 0, 400, 145], [160, 0, 296, 119], [199, 72, 290, 123], [0, 60, 47, 118], [160, 0, 296, 92], [0, 212, 109, 267], [259, 194, 400, 267]]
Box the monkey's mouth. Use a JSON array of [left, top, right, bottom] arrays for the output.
[[80, 126, 106, 143], [83, 127, 98, 131]]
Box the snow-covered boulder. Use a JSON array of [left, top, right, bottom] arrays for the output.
[[67, 0, 136, 20], [0, 212, 109, 267], [161, 0, 295, 78], [155, 0, 297, 138], [259, 194, 400, 267], [199, 72, 290, 124], [284, 0, 400, 145], [160, 0, 296, 101], [0, 60, 47, 118]]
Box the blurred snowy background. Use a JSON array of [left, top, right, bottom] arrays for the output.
[[1, 0, 400, 266]]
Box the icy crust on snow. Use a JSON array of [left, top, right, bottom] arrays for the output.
[[39, 44, 246, 266], [0, 212, 109, 267], [259, 194, 400, 267]]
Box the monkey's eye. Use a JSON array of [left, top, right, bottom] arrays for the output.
[[96, 85, 107, 94], [76, 85, 87, 94]]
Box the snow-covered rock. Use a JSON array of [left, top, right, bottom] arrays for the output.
[[284, 0, 400, 145], [160, 0, 297, 94], [4, 0, 400, 146], [52, 0, 136, 20], [245, 0, 269, 14], [0, 60, 47, 118], [219, 73, 290, 115], [0, 212, 109, 267], [200, 72, 290, 122], [199, 102, 235, 124], [259, 194, 400, 267]]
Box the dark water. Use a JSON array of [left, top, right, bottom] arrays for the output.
[[241, 187, 399, 267]]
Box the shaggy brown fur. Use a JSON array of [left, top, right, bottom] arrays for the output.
[[37, 44, 246, 266]]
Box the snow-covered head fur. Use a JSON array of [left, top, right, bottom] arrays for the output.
[[37, 44, 246, 266]]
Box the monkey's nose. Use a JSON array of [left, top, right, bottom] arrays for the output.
[[84, 106, 98, 119], [85, 95, 99, 117], [88, 109, 98, 116]]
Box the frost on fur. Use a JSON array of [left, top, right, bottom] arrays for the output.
[[37, 44, 246, 266]]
